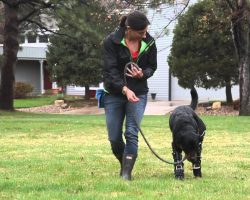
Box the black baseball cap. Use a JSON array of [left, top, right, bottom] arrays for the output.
[[126, 11, 150, 31]]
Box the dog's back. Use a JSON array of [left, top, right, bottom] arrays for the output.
[[169, 87, 199, 133]]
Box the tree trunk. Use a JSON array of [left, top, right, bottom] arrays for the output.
[[239, 58, 250, 115], [225, 81, 233, 104], [0, 3, 19, 110], [85, 85, 90, 100], [230, 1, 250, 115]]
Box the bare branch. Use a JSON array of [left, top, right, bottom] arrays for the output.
[[0, 0, 13, 6], [18, 8, 39, 24], [17, 0, 33, 4], [17, 0, 55, 9], [154, 0, 190, 39], [26, 19, 76, 39]]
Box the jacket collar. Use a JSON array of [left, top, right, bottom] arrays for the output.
[[110, 26, 154, 45]]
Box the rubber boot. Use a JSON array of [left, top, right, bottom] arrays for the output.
[[172, 152, 184, 180], [121, 154, 137, 181], [114, 153, 123, 176], [111, 141, 125, 176]]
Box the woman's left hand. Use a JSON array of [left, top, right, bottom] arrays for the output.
[[126, 64, 143, 79]]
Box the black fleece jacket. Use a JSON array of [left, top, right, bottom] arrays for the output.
[[103, 26, 157, 95]]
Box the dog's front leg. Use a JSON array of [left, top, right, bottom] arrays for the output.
[[172, 143, 184, 180], [192, 143, 202, 177]]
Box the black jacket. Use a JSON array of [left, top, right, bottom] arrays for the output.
[[103, 26, 157, 95]]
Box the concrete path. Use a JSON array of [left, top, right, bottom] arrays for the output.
[[62, 100, 190, 115], [144, 100, 189, 115]]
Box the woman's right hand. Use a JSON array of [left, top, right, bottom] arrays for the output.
[[123, 86, 139, 103]]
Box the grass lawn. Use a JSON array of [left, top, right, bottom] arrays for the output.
[[14, 96, 58, 108], [13, 95, 85, 108], [0, 112, 249, 200]]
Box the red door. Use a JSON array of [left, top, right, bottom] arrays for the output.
[[44, 68, 52, 90]]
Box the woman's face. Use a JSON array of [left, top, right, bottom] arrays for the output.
[[127, 26, 148, 41]]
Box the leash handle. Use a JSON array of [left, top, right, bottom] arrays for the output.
[[123, 62, 140, 85]]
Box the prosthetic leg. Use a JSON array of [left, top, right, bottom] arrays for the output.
[[172, 143, 184, 180], [193, 143, 202, 177]]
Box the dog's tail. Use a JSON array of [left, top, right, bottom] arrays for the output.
[[190, 86, 198, 110]]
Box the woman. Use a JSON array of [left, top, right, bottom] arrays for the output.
[[103, 10, 157, 180]]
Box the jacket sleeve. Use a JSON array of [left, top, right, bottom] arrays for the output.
[[103, 37, 124, 92], [141, 41, 157, 80]]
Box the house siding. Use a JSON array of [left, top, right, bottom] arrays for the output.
[[171, 77, 239, 102], [15, 60, 41, 95], [0, 44, 47, 95], [66, 86, 85, 96], [17, 45, 47, 60], [147, 6, 177, 100], [0, 60, 41, 95], [66, 83, 103, 96]]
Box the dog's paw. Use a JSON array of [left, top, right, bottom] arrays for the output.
[[175, 174, 184, 180], [193, 168, 202, 177], [174, 165, 184, 180], [193, 163, 202, 177]]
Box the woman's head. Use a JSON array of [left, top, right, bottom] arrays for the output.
[[120, 11, 150, 40]]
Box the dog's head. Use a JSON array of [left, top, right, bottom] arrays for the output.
[[176, 131, 201, 163]]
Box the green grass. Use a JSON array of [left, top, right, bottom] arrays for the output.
[[13, 95, 82, 108], [0, 112, 249, 200], [14, 96, 58, 108]]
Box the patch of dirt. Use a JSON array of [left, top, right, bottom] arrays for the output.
[[65, 99, 98, 108], [196, 105, 239, 116], [17, 105, 75, 114], [17, 99, 100, 114]]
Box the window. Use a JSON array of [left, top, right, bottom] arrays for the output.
[[39, 34, 49, 43], [19, 35, 25, 43], [27, 35, 36, 43]]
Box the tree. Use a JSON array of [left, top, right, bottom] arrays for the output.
[[225, 0, 250, 115], [46, 1, 116, 100], [0, 0, 56, 110], [168, 0, 238, 103], [0, 2, 3, 43]]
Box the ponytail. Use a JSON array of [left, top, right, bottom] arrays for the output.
[[119, 15, 127, 27]]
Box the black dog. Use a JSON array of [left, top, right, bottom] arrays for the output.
[[169, 87, 206, 180]]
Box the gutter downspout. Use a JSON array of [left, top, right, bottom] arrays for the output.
[[168, 68, 172, 101], [39, 59, 44, 94]]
